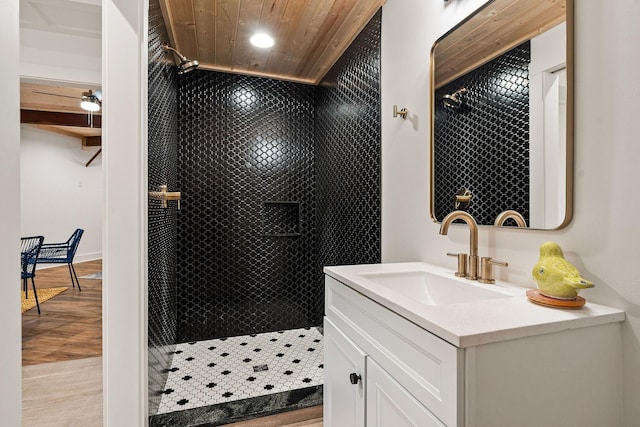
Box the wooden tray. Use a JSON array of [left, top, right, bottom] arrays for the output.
[[526, 289, 585, 309]]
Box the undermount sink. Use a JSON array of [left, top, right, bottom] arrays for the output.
[[359, 270, 516, 306]]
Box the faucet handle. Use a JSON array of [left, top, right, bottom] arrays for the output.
[[447, 252, 468, 277], [478, 257, 508, 284]]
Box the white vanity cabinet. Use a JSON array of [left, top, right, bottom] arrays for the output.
[[324, 275, 463, 427], [323, 318, 366, 427], [366, 357, 446, 427], [324, 272, 624, 427], [324, 317, 447, 427]]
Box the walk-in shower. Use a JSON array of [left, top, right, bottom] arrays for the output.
[[148, 2, 381, 426]]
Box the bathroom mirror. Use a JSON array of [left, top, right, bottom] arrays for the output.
[[430, 0, 573, 230]]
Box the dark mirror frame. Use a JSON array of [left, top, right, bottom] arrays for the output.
[[429, 0, 574, 230]]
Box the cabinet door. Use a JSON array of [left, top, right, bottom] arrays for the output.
[[366, 358, 446, 427], [324, 317, 367, 427]]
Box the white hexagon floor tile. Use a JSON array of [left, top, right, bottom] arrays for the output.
[[157, 327, 323, 414]]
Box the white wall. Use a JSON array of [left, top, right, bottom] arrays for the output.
[[19, 2, 103, 261], [20, 27, 101, 86], [0, 0, 23, 424], [381, 1, 640, 425], [20, 125, 102, 262]]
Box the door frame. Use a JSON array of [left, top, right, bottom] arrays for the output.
[[0, 0, 22, 424], [102, 0, 149, 424], [3, 0, 152, 423]]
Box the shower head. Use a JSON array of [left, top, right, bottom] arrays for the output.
[[442, 87, 468, 109], [178, 59, 200, 74], [442, 94, 462, 108], [163, 45, 200, 74]]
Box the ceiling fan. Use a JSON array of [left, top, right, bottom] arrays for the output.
[[33, 89, 102, 112]]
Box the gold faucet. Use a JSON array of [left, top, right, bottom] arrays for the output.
[[478, 257, 508, 284], [439, 210, 479, 280], [494, 210, 527, 227]]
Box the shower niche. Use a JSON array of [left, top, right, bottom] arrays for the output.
[[262, 201, 301, 237]]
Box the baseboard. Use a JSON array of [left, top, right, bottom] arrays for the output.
[[74, 252, 102, 263], [37, 252, 102, 270]]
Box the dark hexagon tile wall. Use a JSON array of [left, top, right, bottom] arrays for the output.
[[174, 9, 382, 345], [316, 9, 382, 320], [434, 41, 530, 226], [151, 6, 382, 393], [177, 72, 318, 342], [148, 0, 178, 415]]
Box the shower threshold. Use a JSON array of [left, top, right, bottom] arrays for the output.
[[150, 327, 323, 426]]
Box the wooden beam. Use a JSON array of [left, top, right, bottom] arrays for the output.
[[85, 148, 102, 167], [20, 110, 102, 128], [28, 124, 84, 139], [82, 136, 102, 147]]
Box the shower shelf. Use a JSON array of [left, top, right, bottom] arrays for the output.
[[262, 201, 301, 237]]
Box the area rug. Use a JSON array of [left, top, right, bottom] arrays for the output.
[[21, 287, 68, 313], [79, 272, 102, 280]]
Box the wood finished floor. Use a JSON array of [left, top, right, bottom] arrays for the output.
[[225, 405, 323, 427], [21, 259, 323, 426], [22, 260, 103, 426], [22, 259, 102, 366], [22, 356, 103, 426]]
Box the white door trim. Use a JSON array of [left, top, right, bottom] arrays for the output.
[[0, 0, 22, 424], [102, 0, 149, 425]]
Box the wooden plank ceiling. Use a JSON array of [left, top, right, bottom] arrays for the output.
[[160, 0, 387, 85], [433, 0, 567, 89], [20, 83, 101, 142]]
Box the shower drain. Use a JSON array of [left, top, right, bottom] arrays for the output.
[[253, 364, 269, 372]]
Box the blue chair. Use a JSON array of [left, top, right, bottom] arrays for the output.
[[38, 229, 84, 291], [21, 236, 45, 314]]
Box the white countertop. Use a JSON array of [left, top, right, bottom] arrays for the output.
[[324, 262, 626, 348]]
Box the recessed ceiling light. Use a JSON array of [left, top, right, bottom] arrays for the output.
[[250, 33, 275, 48]]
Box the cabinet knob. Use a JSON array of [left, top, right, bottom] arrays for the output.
[[349, 372, 361, 385]]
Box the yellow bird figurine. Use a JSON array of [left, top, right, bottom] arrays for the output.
[[532, 241, 595, 300]]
